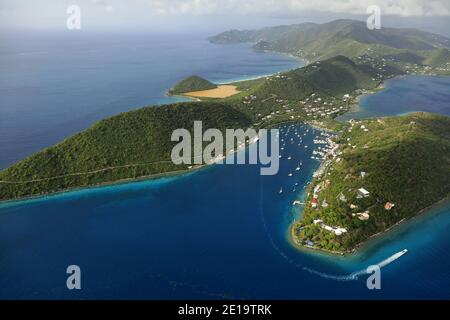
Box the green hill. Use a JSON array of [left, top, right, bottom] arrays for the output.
[[0, 102, 251, 201], [255, 55, 377, 99], [384, 52, 425, 65], [210, 19, 450, 68], [424, 48, 450, 67], [292, 112, 450, 253], [0, 55, 400, 201], [170, 75, 217, 94], [222, 55, 402, 126], [210, 19, 450, 52]]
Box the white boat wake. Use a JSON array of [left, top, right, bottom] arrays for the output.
[[259, 124, 408, 282], [258, 188, 409, 283], [302, 249, 408, 281]]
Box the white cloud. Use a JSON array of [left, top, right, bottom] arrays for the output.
[[91, 0, 114, 13], [1, 0, 449, 30], [146, 0, 450, 17]]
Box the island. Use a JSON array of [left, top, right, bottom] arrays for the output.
[[1, 19, 449, 255]]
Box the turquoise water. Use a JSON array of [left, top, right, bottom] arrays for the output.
[[1, 123, 449, 299], [338, 75, 450, 121], [0, 34, 449, 299]]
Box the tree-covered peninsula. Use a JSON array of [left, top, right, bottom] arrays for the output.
[[1, 19, 449, 256], [292, 112, 450, 254], [1, 54, 389, 201], [0, 102, 251, 200]]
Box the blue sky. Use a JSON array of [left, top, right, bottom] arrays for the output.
[[1, 0, 450, 36]]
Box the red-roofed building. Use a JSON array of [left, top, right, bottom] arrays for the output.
[[384, 202, 395, 210]]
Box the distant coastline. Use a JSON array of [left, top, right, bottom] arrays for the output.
[[1, 32, 449, 259]]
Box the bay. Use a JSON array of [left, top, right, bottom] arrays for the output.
[[0, 33, 449, 299]]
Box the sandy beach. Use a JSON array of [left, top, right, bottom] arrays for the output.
[[184, 85, 240, 98]]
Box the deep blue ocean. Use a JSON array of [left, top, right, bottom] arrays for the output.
[[0, 32, 303, 169], [0, 32, 449, 299]]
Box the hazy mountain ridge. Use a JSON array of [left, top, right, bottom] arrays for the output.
[[209, 19, 450, 68]]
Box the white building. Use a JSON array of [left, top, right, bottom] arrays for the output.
[[357, 188, 370, 198]]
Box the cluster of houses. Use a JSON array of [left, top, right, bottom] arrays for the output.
[[402, 62, 450, 76], [433, 62, 450, 74], [247, 89, 350, 125], [354, 51, 390, 81], [344, 119, 374, 150], [239, 63, 378, 126], [311, 182, 323, 209], [242, 94, 258, 105], [300, 93, 346, 119], [256, 94, 346, 122], [353, 210, 370, 221], [265, 73, 289, 81], [338, 188, 372, 221], [309, 138, 338, 209], [356, 48, 450, 77], [307, 134, 374, 232], [404, 64, 434, 75], [259, 107, 303, 122], [348, 119, 371, 132], [348, 199, 395, 221], [300, 114, 400, 240], [313, 219, 348, 236], [312, 135, 341, 179]]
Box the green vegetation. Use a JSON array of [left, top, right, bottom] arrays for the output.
[[1, 20, 449, 260], [424, 48, 450, 67], [223, 55, 401, 128], [0, 55, 404, 201], [169, 75, 217, 94], [307, 118, 347, 132], [210, 19, 449, 53], [292, 112, 450, 253], [0, 102, 251, 201], [210, 19, 450, 74], [256, 56, 376, 98]]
